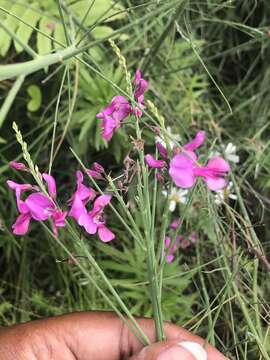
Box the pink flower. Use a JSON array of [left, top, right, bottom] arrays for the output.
[[156, 142, 168, 159], [145, 154, 166, 169], [133, 70, 148, 117], [7, 175, 67, 236], [134, 70, 148, 105], [86, 162, 105, 180], [170, 218, 181, 230], [69, 171, 96, 222], [70, 194, 115, 242], [96, 96, 131, 141], [9, 161, 28, 171], [169, 153, 230, 191], [164, 235, 183, 263], [183, 131, 205, 152], [68, 173, 114, 242]]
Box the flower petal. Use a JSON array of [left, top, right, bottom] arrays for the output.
[[9, 161, 28, 171], [204, 176, 227, 191], [42, 173, 57, 198], [206, 156, 231, 173], [25, 193, 54, 221], [98, 225, 115, 242], [69, 194, 87, 222], [184, 131, 205, 152], [12, 213, 31, 235], [169, 152, 197, 188], [156, 142, 168, 159], [79, 213, 97, 234], [90, 195, 112, 217], [145, 154, 166, 169]]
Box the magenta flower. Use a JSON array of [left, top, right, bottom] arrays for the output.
[[69, 172, 114, 242], [70, 194, 115, 242], [7, 174, 67, 236], [9, 161, 28, 171], [86, 162, 105, 180], [96, 96, 131, 141], [145, 154, 166, 169], [169, 153, 230, 191], [133, 70, 148, 117], [183, 131, 205, 152], [156, 142, 168, 160]]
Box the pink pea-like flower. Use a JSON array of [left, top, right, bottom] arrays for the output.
[[133, 69, 148, 117], [86, 162, 105, 180], [7, 174, 67, 236], [145, 154, 166, 169], [69, 172, 114, 242], [169, 131, 230, 191], [96, 96, 131, 141], [9, 161, 28, 171], [169, 153, 230, 191]]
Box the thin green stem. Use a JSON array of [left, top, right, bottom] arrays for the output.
[[0, 75, 25, 129], [48, 66, 68, 175]]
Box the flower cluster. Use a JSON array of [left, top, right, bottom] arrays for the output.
[[96, 70, 148, 141], [7, 162, 114, 242], [164, 219, 198, 263]]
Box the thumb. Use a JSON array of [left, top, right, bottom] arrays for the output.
[[130, 340, 208, 360]]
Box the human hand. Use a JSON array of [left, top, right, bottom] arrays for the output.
[[0, 311, 229, 359]]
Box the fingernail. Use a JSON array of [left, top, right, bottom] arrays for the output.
[[157, 342, 207, 360], [178, 341, 207, 360]]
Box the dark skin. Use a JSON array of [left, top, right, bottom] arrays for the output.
[[0, 312, 229, 359]]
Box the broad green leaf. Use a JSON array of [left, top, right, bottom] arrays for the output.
[[27, 84, 42, 112], [37, 18, 54, 55], [69, 0, 125, 26], [0, 3, 25, 56], [14, 7, 40, 53], [53, 23, 66, 49]]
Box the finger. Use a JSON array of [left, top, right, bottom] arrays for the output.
[[130, 340, 208, 360]]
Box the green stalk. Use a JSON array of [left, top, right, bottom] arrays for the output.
[[135, 117, 164, 341], [0, 75, 25, 129], [0, 46, 76, 81]]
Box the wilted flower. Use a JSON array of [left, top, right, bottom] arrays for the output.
[[96, 96, 131, 141], [162, 187, 188, 212], [214, 181, 237, 205]]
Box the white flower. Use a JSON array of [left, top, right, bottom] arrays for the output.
[[212, 143, 239, 164], [223, 143, 240, 164], [214, 181, 237, 205], [155, 126, 181, 150], [162, 187, 188, 212]]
